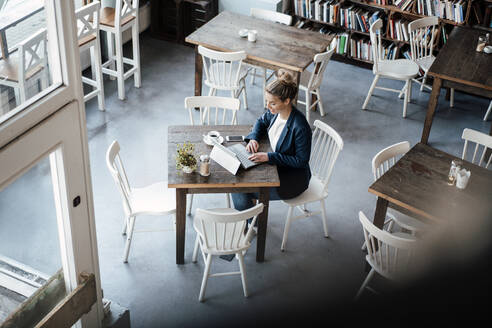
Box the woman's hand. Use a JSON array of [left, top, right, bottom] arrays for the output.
[[246, 140, 259, 153], [248, 152, 269, 163]]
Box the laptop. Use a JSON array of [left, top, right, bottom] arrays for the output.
[[210, 140, 259, 172], [227, 143, 259, 169]]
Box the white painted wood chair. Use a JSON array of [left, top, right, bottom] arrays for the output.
[[280, 120, 343, 251], [461, 128, 492, 169], [100, 0, 141, 100], [184, 96, 241, 214], [76, 1, 105, 111], [247, 8, 292, 107], [192, 203, 264, 302], [106, 140, 176, 263], [361, 141, 430, 250], [298, 48, 335, 124], [355, 211, 417, 300], [198, 45, 248, 109], [0, 28, 49, 107], [363, 19, 419, 118]]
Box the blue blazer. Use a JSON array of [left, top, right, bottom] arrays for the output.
[[245, 107, 312, 199]]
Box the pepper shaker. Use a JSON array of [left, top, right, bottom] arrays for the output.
[[199, 154, 210, 177]]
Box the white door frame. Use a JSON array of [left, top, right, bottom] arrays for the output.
[[0, 0, 103, 327]]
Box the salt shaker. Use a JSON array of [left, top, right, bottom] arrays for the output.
[[199, 154, 210, 176], [447, 159, 462, 185]]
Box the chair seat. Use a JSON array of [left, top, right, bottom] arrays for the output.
[[129, 181, 176, 216], [282, 177, 326, 207], [78, 33, 97, 47], [0, 54, 44, 83], [376, 59, 419, 80], [99, 7, 135, 28], [415, 56, 435, 73], [193, 208, 250, 255], [387, 208, 430, 232]]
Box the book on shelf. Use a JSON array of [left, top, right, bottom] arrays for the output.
[[329, 32, 349, 55], [416, 0, 467, 23], [388, 18, 410, 41], [294, 0, 342, 25]]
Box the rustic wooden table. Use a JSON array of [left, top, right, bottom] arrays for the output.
[[168, 125, 280, 264], [369, 143, 492, 231], [421, 26, 492, 144], [185, 11, 334, 102]]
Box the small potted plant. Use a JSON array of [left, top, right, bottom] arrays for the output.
[[175, 142, 197, 173]]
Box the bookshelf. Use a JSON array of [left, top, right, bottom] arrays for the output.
[[289, 0, 473, 68]]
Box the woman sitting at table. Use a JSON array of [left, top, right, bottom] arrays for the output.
[[231, 69, 312, 215]]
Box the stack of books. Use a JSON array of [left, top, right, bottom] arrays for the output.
[[416, 0, 466, 23]]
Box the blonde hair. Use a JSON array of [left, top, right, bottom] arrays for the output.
[[265, 69, 298, 102]]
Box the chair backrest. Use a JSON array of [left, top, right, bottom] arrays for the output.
[[306, 48, 335, 90], [461, 128, 492, 169], [369, 18, 383, 72], [250, 7, 292, 25], [408, 16, 439, 61], [17, 28, 48, 83], [184, 96, 241, 125], [75, 1, 100, 43], [372, 141, 411, 180], [195, 204, 264, 253], [359, 211, 416, 278], [310, 120, 343, 194], [115, 0, 138, 27], [198, 45, 246, 90], [106, 140, 133, 215]]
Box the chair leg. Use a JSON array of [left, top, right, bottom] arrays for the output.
[[132, 23, 141, 88], [420, 72, 428, 92], [262, 68, 267, 108], [187, 194, 194, 215], [241, 79, 248, 110], [115, 32, 125, 100], [237, 252, 248, 297], [123, 215, 136, 263], [192, 235, 200, 263], [402, 80, 409, 118], [122, 215, 128, 235], [251, 68, 256, 85], [305, 89, 310, 124], [14, 88, 21, 106], [19, 82, 27, 103], [362, 75, 379, 110], [281, 206, 294, 251], [450, 88, 454, 108], [106, 31, 116, 81], [320, 200, 329, 238], [93, 42, 105, 111], [199, 253, 213, 302], [408, 79, 412, 103], [484, 100, 492, 121], [316, 89, 325, 116], [225, 193, 231, 208], [355, 268, 375, 301]]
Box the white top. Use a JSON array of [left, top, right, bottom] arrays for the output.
[[268, 116, 287, 151]]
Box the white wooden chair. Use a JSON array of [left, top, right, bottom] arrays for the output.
[[106, 140, 176, 263], [192, 204, 264, 302], [280, 120, 343, 251], [362, 19, 419, 118], [247, 8, 292, 107], [355, 211, 417, 300], [482, 100, 491, 121], [0, 28, 49, 106], [184, 96, 241, 214], [361, 141, 430, 250], [461, 128, 492, 169], [298, 48, 335, 124], [76, 1, 105, 111], [198, 45, 248, 109], [100, 0, 141, 100]]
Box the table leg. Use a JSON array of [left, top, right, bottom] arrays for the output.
[[421, 77, 442, 144], [0, 30, 8, 60], [256, 187, 270, 262], [365, 197, 389, 271], [175, 188, 187, 264], [194, 46, 202, 97]]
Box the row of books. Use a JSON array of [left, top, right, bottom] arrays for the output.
[[294, 0, 342, 24], [350, 38, 399, 61], [392, 0, 414, 10], [339, 6, 382, 32], [331, 33, 350, 55], [387, 18, 410, 41], [416, 0, 467, 23]]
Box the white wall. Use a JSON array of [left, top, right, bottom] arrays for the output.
[[219, 0, 282, 15]]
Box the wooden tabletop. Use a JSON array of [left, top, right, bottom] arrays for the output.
[[168, 125, 280, 188], [369, 143, 492, 223], [428, 26, 492, 91], [185, 11, 333, 72]]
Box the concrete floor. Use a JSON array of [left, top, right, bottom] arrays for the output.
[[1, 31, 491, 327]]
